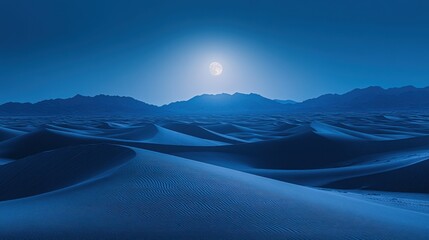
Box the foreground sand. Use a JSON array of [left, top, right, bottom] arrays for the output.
[[0, 113, 428, 239]]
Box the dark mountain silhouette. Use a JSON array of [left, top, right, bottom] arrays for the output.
[[0, 86, 428, 115], [297, 86, 429, 111], [162, 93, 286, 113], [274, 99, 297, 105], [0, 94, 158, 116]]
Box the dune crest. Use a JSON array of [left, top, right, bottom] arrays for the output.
[[0, 113, 428, 239]]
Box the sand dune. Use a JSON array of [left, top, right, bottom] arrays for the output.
[[0, 144, 134, 201], [162, 122, 245, 144], [0, 113, 428, 238], [325, 155, 429, 193], [0, 148, 428, 239], [169, 126, 429, 170], [0, 126, 24, 141], [0, 128, 96, 159]]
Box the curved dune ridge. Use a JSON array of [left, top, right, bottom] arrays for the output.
[[0, 158, 12, 165], [0, 144, 135, 201], [245, 150, 429, 191], [325, 155, 429, 193], [0, 114, 428, 238], [204, 123, 246, 134], [0, 126, 25, 141], [0, 148, 428, 239], [133, 124, 226, 146], [162, 122, 245, 144], [84, 123, 225, 146], [95, 124, 159, 140], [311, 121, 390, 141], [0, 128, 96, 159], [170, 126, 429, 170]]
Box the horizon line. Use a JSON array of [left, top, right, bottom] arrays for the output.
[[0, 84, 426, 107]]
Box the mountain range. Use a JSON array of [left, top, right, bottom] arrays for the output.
[[298, 86, 429, 111], [0, 95, 158, 116], [0, 86, 428, 116]]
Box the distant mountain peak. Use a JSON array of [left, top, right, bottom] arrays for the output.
[[275, 99, 297, 105], [163, 92, 285, 113], [365, 86, 384, 90], [72, 94, 85, 98]]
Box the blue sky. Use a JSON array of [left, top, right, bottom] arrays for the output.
[[1, 0, 428, 105]]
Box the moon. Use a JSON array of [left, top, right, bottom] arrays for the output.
[[209, 62, 223, 76]]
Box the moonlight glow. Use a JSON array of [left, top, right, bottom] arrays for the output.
[[209, 62, 223, 76]]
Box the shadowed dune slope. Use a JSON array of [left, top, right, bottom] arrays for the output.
[[243, 150, 429, 193], [169, 126, 429, 169], [0, 144, 135, 201], [0, 126, 222, 160], [0, 148, 428, 239], [162, 122, 244, 144], [3, 123, 429, 171], [94, 124, 159, 140], [325, 157, 429, 193], [0, 126, 24, 141], [0, 129, 96, 159]]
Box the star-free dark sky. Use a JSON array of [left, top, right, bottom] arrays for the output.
[[1, 0, 428, 105]]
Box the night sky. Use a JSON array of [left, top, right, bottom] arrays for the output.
[[1, 0, 429, 105]]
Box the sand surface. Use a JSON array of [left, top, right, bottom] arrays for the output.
[[0, 113, 428, 239]]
